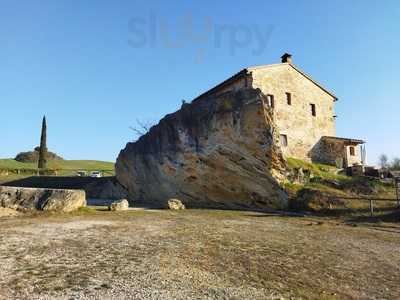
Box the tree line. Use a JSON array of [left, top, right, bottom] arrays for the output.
[[379, 154, 400, 170]]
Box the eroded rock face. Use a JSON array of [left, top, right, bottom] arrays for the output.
[[0, 186, 86, 212], [116, 88, 288, 209]]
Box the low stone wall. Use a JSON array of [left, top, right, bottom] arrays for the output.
[[1, 176, 127, 200], [0, 186, 86, 212]]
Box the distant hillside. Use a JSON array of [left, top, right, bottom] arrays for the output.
[[0, 159, 115, 176]]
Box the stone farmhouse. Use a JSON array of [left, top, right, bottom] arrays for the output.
[[192, 53, 365, 168], [116, 53, 365, 208]]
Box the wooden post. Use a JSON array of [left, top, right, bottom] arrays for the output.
[[395, 177, 400, 209], [369, 199, 374, 217]]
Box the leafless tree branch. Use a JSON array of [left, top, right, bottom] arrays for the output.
[[129, 119, 155, 141]]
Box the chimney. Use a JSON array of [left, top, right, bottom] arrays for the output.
[[281, 53, 292, 64]]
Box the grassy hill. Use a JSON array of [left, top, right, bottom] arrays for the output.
[[0, 159, 115, 180]]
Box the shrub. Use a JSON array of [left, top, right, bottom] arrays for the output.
[[14, 149, 63, 163]]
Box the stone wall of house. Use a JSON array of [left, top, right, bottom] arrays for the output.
[[313, 138, 346, 168], [346, 145, 362, 166], [214, 76, 248, 96], [304, 138, 362, 168], [250, 64, 336, 162], [192, 74, 250, 103]]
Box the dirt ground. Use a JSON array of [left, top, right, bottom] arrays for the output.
[[0, 208, 20, 217], [0, 209, 399, 300]]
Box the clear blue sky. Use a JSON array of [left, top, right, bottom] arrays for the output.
[[1, 0, 399, 165]]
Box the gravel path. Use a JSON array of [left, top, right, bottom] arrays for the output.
[[0, 210, 399, 299]]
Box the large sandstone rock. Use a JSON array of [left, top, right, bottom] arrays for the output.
[[0, 186, 86, 212], [116, 88, 288, 209]]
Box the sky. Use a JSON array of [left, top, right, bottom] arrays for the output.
[[0, 0, 399, 165]]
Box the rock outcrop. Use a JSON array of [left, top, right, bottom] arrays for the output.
[[0, 186, 86, 212], [116, 88, 288, 209], [290, 188, 345, 212]]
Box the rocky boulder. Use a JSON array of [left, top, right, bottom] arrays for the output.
[[0, 186, 86, 212], [291, 188, 345, 212], [167, 199, 185, 210], [116, 88, 288, 209], [109, 199, 129, 211]]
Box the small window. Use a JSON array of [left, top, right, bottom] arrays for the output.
[[280, 134, 288, 147], [286, 92, 292, 105], [267, 94, 274, 108], [310, 103, 316, 116], [349, 146, 355, 156]]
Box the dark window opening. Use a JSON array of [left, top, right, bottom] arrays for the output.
[[310, 103, 316, 116], [280, 134, 288, 147], [267, 94, 274, 108], [286, 92, 292, 105], [349, 146, 355, 156]]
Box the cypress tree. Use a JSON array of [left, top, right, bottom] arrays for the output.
[[38, 116, 48, 169]]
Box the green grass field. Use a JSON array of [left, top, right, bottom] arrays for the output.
[[0, 159, 115, 178]]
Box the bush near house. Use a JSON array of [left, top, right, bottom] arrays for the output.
[[285, 157, 395, 214]]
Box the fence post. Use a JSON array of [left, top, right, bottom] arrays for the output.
[[369, 199, 374, 217], [395, 177, 400, 209]]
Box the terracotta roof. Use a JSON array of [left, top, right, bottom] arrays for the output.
[[192, 62, 338, 102]]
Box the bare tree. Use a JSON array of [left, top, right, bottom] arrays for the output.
[[391, 157, 400, 170], [129, 119, 154, 140], [378, 154, 389, 169]]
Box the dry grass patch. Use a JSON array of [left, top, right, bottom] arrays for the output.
[[0, 209, 399, 299]]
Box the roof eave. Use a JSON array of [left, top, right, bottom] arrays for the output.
[[288, 64, 338, 101], [322, 136, 365, 144], [191, 62, 339, 103]]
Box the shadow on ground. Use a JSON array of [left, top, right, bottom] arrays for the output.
[[1, 176, 114, 190]]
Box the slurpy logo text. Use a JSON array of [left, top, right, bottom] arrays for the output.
[[128, 12, 274, 62]]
